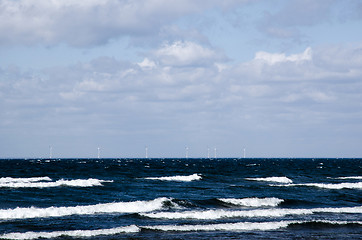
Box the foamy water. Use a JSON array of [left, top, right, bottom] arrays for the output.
[[0, 178, 113, 188], [218, 197, 283, 207], [145, 173, 202, 181], [245, 176, 293, 184], [140, 206, 362, 220], [273, 182, 362, 189], [0, 197, 171, 220], [2, 220, 361, 240]]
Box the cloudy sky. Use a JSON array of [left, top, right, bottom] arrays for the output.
[[1, 0, 362, 158]]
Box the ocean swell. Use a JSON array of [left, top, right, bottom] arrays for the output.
[[145, 173, 202, 182], [0, 197, 172, 220]]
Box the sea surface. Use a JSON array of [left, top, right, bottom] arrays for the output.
[[0, 158, 361, 239]]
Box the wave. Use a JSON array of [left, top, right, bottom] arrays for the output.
[[245, 177, 292, 184], [144, 173, 202, 182], [2, 221, 361, 239], [0, 177, 52, 184], [0, 197, 172, 220], [334, 176, 362, 180], [145, 221, 294, 232], [218, 197, 284, 207], [140, 206, 362, 220], [0, 225, 140, 240], [0, 178, 113, 188], [273, 182, 362, 189]]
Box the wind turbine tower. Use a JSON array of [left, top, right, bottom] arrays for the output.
[[49, 146, 52, 159]]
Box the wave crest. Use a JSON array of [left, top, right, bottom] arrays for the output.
[[274, 182, 362, 189], [218, 197, 284, 207], [1, 220, 361, 239], [145, 173, 202, 182], [140, 206, 362, 220], [0, 197, 171, 220], [0, 178, 113, 188], [245, 177, 292, 184]]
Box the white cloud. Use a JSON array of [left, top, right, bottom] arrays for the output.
[[138, 58, 157, 70], [254, 47, 312, 65], [0, 0, 242, 47], [155, 41, 225, 66]]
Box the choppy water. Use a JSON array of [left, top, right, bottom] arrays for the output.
[[0, 158, 361, 239]]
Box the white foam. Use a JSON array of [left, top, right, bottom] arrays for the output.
[[2, 220, 361, 239], [334, 176, 362, 180], [0, 197, 171, 220], [0, 225, 139, 240], [140, 206, 362, 220], [245, 177, 292, 184], [0, 177, 52, 184], [145, 221, 293, 232], [0, 178, 113, 188], [145, 173, 202, 182], [218, 197, 284, 207], [274, 182, 362, 189]]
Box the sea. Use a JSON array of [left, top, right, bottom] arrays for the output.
[[0, 158, 361, 240]]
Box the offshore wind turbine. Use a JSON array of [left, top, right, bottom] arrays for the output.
[[214, 147, 217, 159], [207, 147, 210, 159], [145, 146, 148, 158], [243, 148, 246, 158], [97, 147, 100, 159], [49, 146, 52, 159], [185, 146, 189, 159]]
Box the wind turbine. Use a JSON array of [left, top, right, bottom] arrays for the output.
[[49, 146, 52, 159]]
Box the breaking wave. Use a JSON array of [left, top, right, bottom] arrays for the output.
[[218, 197, 284, 207], [2, 221, 361, 239], [245, 177, 292, 184], [140, 206, 362, 220], [0, 225, 140, 240], [273, 182, 362, 189], [0, 197, 172, 220], [0, 178, 113, 188], [145, 173, 202, 182], [334, 176, 362, 180], [0, 177, 52, 184], [145, 220, 293, 232]]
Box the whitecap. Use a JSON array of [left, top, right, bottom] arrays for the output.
[[145, 173, 202, 182], [218, 197, 284, 207], [0, 197, 171, 220], [140, 206, 362, 220], [0, 177, 52, 184], [2, 220, 362, 239], [245, 177, 292, 184], [273, 182, 362, 189], [334, 176, 362, 180], [144, 221, 293, 232], [0, 225, 139, 240], [0, 178, 113, 188]]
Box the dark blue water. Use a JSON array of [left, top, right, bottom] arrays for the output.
[[0, 158, 361, 239]]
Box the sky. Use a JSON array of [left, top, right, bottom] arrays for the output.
[[1, 0, 362, 158]]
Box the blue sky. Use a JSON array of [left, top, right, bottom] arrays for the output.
[[1, 0, 362, 158]]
